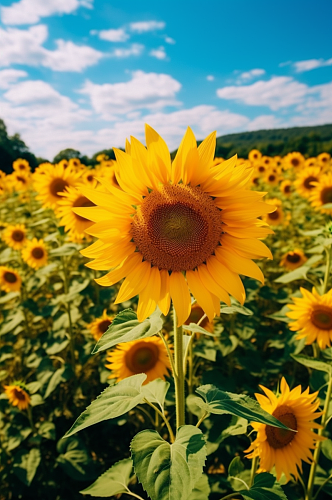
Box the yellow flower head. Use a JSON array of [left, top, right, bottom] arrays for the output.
[[317, 152, 330, 168], [184, 303, 214, 334], [287, 287, 332, 349], [10, 171, 32, 192], [280, 180, 293, 197], [0, 266, 22, 293], [284, 152, 305, 170], [280, 249, 307, 270], [76, 126, 273, 326], [57, 185, 96, 242], [106, 336, 171, 384], [248, 149, 262, 162], [21, 238, 48, 269], [4, 383, 31, 410], [88, 309, 114, 342], [33, 162, 80, 211], [2, 224, 27, 250], [262, 198, 284, 226], [245, 377, 323, 481], [309, 173, 332, 214], [294, 166, 321, 199], [13, 158, 31, 174], [264, 171, 279, 186], [68, 158, 81, 170]]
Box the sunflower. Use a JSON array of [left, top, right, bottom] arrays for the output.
[[57, 185, 96, 241], [75, 126, 273, 326], [88, 310, 114, 342], [305, 157, 318, 168], [317, 152, 330, 167], [245, 377, 323, 481], [287, 287, 332, 349], [106, 336, 171, 384], [264, 172, 279, 186], [284, 152, 305, 170], [280, 249, 307, 270], [294, 166, 321, 198], [11, 172, 31, 192], [248, 149, 262, 162], [68, 158, 82, 170], [21, 238, 48, 269], [0, 266, 22, 292], [4, 382, 31, 410], [33, 163, 80, 210], [13, 158, 31, 174], [2, 224, 27, 250], [81, 169, 96, 186], [262, 199, 284, 226], [280, 180, 292, 196], [309, 173, 332, 214], [184, 303, 214, 333]]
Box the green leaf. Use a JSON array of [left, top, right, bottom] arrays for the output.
[[274, 266, 310, 284], [291, 354, 332, 374], [30, 394, 44, 407], [220, 304, 253, 315], [38, 422, 56, 440], [142, 378, 170, 412], [183, 323, 217, 336], [321, 203, 332, 209], [56, 437, 97, 481], [239, 472, 288, 500], [0, 291, 19, 304], [13, 448, 41, 486], [92, 308, 164, 354], [44, 366, 66, 399], [64, 374, 147, 437], [321, 439, 332, 461], [191, 474, 211, 500], [195, 385, 291, 430], [228, 456, 245, 477], [131, 426, 207, 500], [0, 310, 25, 334], [80, 458, 133, 497]]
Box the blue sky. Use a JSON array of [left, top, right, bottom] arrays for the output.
[[0, 0, 331, 159]]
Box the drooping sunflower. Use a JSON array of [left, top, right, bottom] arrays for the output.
[[13, 158, 31, 174], [2, 224, 27, 250], [21, 238, 48, 269], [245, 377, 323, 481], [248, 149, 262, 162], [106, 336, 171, 384], [280, 249, 307, 270], [184, 303, 214, 333], [75, 126, 273, 326], [4, 382, 31, 410], [262, 199, 284, 226], [287, 287, 332, 349], [88, 310, 114, 342], [57, 185, 96, 241], [280, 180, 292, 197], [294, 166, 321, 199], [33, 163, 80, 211], [309, 173, 332, 214], [0, 266, 22, 292], [284, 152, 305, 170]]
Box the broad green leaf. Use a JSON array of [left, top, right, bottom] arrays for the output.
[[183, 323, 217, 336], [50, 243, 80, 256], [56, 437, 97, 481], [195, 385, 291, 430], [92, 308, 163, 354], [0, 310, 25, 334], [220, 305, 253, 315], [321, 439, 332, 461], [206, 416, 248, 455], [30, 394, 44, 407], [38, 422, 56, 440], [275, 266, 310, 284], [80, 458, 133, 497], [46, 339, 69, 355], [142, 378, 170, 411], [64, 374, 147, 437], [131, 426, 207, 500], [228, 456, 245, 477], [13, 448, 41, 486], [291, 354, 332, 374], [321, 203, 332, 209], [0, 291, 19, 304], [44, 366, 66, 399], [191, 474, 210, 500], [239, 472, 288, 500]]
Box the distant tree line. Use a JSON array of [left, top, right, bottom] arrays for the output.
[[1, 117, 331, 174]]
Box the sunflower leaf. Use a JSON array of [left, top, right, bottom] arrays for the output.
[[274, 266, 310, 284], [239, 473, 288, 500], [142, 378, 170, 411], [131, 426, 206, 500], [64, 374, 147, 438], [194, 385, 291, 430], [92, 308, 164, 354], [80, 458, 133, 497], [191, 473, 211, 500], [291, 354, 332, 374], [182, 323, 217, 336]]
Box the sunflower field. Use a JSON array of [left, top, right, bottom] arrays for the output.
[[0, 127, 331, 500]]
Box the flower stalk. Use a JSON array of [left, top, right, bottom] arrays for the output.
[[173, 308, 185, 429]]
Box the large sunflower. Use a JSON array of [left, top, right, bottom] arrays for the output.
[[0, 266, 22, 293], [245, 377, 322, 481], [287, 287, 332, 349], [88, 309, 114, 342], [2, 224, 27, 250], [21, 238, 48, 269], [57, 185, 96, 241], [106, 336, 171, 384], [33, 163, 80, 211], [4, 383, 31, 410], [280, 249, 307, 270], [294, 166, 321, 199], [75, 126, 273, 326], [309, 173, 332, 214]]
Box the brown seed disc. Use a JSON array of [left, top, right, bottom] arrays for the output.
[[266, 405, 297, 449], [320, 187, 332, 204], [125, 342, 159, 373], [50, 178, 70, 198], [303, 176, 318, 190], [72, 196, 96, 222], [291, 158, 300, 167], [131, 184, 224, 272], [284, 185, 291, 193], [13, 388, 27, 401], [268, 209, 280, 221], [12, 230, 24, 242], [311, 307, 332, 330], [16, 176, 27, 183], [4, 271, 17, 284], [98, 319, 112, 334], [286, 252, 301, 263], [31, 247, 44, 259], [268, 175, 276, 182]]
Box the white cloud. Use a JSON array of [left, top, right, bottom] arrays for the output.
[[293, 57, 332, 73], [246, 115, 283, 131], [238, 68, 265, 81], [0, 25, 103, 72], [111, 43, 144, 58], [0, 68, 28, 89], [93, 28, 129, 42], [80, 70, 181, 118], [1, 0, 93, 26], [130, 21, 165, 33], [149, 46, 167, 60], [206, 75, 214, 81], [165, 36, 175, 44]]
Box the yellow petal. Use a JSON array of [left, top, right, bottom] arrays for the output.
[[95, 252, 143, 286], [169, 271, 191, 326], [222, 234, 273, 260], [197, 264, 231, 305], [171, 127, 197, 184], [215, 247, 264, 284], [136, 267, 161, 322], [158, 269, 171, 316], [206, 256, 246, 304], [186, 269, 216, 321], [115, 261, 151, 303]]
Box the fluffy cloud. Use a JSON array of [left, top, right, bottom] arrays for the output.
[[0, 0, 93, 26], [92, 28, 129, 42], [130, 21, 165, 33], [80, 70, 182, 118], [165, 36, 175, 44], [293, 57, 332, 73], [0, 68, 28, 89], [111, 43, 144, 58], [0, 24, 103, 71], [149, 46, 167, 60], [238, 68, 265, 81], [206, 75, 214, 81]]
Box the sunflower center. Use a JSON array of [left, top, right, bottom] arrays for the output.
[[291, 158, 300, 167], [17, 176, 27, 183], [87, 174, 94, 182], [131, 184, 224, 272], [19, 164, 26, 170], [321, 187, 332, 204], [4, 271, 17, 284], [311, 307, 332, 330], [50, 178, 70, 198], [73, 196, 96, 222], [13, 388, 27, 401], [266, 405, 297, 449], [12, 230, 24, 242], [286, 253, 301, 263], [268, 175, 276, 182], [303, 176, 318, 190], [268, 209, 280, 220], [31, 247, 44, 259], [125, 342, 159, 373], [284, 185, 291, 193], [258, 166, 265, 173], [98, 319, 112, 334]]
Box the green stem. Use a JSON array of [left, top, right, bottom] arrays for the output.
[[27, 406, 36, 434], [158, 330, 176, 376], [173, 308, 185, 429], [144, 399, 175, 443], [322, 246, 332, 294], [313, 473, 332, 500], [249, 455, 259, 488], [61, 256, 75, 372], [196, 411, 210, 428], [305, 373, 332, 500], [124, 487, 145, 500]]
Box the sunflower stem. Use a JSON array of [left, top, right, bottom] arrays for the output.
[[27, 406, 36, 434], [173, 307, 185, 429], [322, 246, 332, 294], [249, 455, 259, 488], [158, 330, 176, 377], [143, 399, 175, 443], [61, 256, 76, 374], [305, 372, 332, 500]]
